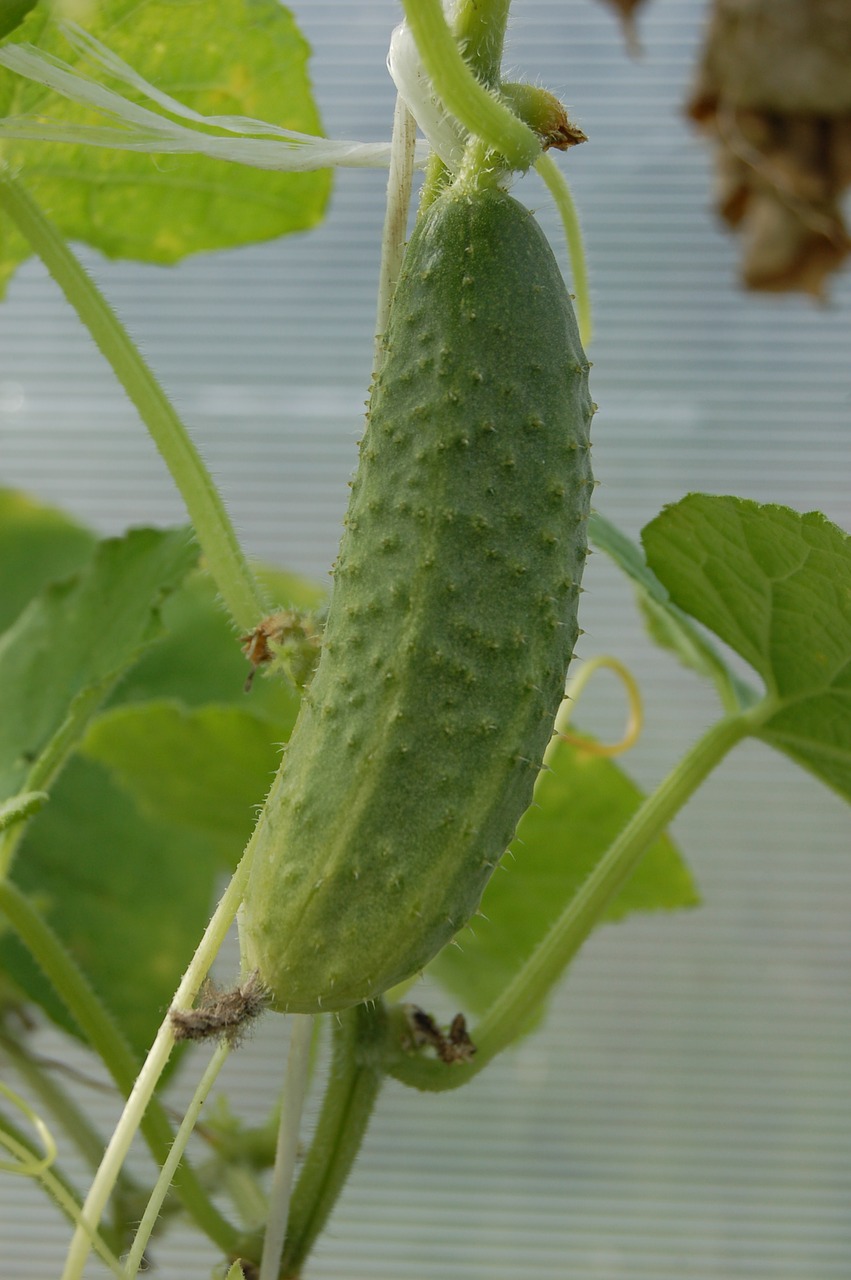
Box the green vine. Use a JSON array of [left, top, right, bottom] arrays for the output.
[[0, 879, 240, 1254], [399, 0, 540, 170], [536, 153, 593, 348], [0, 173, 267, 633], [384, 709, 762, 1090], [279, 1003, 386, 1277], [452, 0, 513, 85]]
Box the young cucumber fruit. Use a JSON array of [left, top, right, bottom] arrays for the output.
[[240, 185, 594, 1013]]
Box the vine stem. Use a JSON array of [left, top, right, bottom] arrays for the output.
[[373, 93, 417, 372], [0, 791, 49, 881], [399, 0, 540, 170], [0, 792, 48, 834], [123, 1039, 233, 1279], [0, 171, 266, 632], [386, 709, 762, 1090], [0, 675, 125, 880], [0, 879, 236, 1251], [535, 153, 592, 348], [0, 1077, 56, 1177], [280, 1002, 386, 1277], [0, 1025, 125, 1179], [59, 845, 255, 1280], [258, 1015, 314, 1280], [0, 1117, 125, 1278], [452, 0, 512, 85]]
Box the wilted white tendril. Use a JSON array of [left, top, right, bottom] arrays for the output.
[[387, 15, 467, 173], [0, 22, 431, 172]]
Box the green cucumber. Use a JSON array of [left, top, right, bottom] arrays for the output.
[[240, 184, 594, 1013]]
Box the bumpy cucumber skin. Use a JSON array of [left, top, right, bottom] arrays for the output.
[[241, 187, 594, 1013]]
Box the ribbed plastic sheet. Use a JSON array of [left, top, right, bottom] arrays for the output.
[[1, 1, 850, 1276]]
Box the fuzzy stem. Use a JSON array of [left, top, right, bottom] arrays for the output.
[[0, 172, 266, 631], [0, 1116, 125, 1278], [223, 1164, 269, 1230], [258, 1015, 314, 1280], [56, 844, 255, 1280], [0, 1026, 124, 1182], [123, 1039, 232, 1279], [535, 153, 592, 348], [0, 1076, 56, 1176], [0, 676, 125, 880], [0, 880, 238, 1252], [400, 0, 539, 170], [0, 791, 49, 881], [280, 1003, 386, 1277], [386, 710, 760, 1091], [419, 150, 451, 211], [0, 792, 48, 834], [452, 0, 512, 85]]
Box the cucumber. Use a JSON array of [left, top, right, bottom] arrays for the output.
[[240, 185, 594, 1013]]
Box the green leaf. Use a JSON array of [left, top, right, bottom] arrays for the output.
[[590, 510, 756, 711], [82, 700, 285, 866], [0, 486, 321, 723], [221, 1264, 248, 1280], [0, 0, 36, 42], [112, 563, 322, 720], [642, 495, 851, 803], [0, 0, 330, 289], [0, 525, 197, 804], [0, 488, 97, 632], [0, 754, 222, 1055], [427, 733, 698, 1017]]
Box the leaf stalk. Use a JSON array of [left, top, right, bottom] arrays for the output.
[[0, 172, 266, 632], [386, 709, 761, 1090]]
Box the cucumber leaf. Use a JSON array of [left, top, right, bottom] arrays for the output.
[[642, 495, 851, 804], [2, 700, 288, 1051], [0, 488, 97, 632], [0, 0, 36, 43], [590, 510, 757, 711], [427, 734, 698, 1017], [0, 488, 321, 722], [82, 701, 285, 866], [0, 0, 330, 290], [0, 525, 197, 804], [0, 754, 223, 1056]]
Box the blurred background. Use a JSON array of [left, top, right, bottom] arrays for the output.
[[1, 0, 850, 1275]]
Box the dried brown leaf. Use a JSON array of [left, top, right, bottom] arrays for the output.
[[686, 0, 851, 296]]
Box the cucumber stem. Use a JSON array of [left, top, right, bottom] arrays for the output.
[[123, 1039, 233, 1279], [258, 1015, 314, 1280], [0, 1116, 125, 1278], [400, 0, 540, 171], [57, 843, 255, 1280], [0, 879, 240, 1255], [452, 0, 513, 85], [536, 153, 593, 348], [279, 1003, 386, 1277], [0, 792, 47, 834], [0, 1025, 132, 1184], [419, 150, 451, 212], [0, 172, 267, 632]]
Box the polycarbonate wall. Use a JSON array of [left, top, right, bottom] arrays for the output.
[[1, 1, 850, 1276]]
